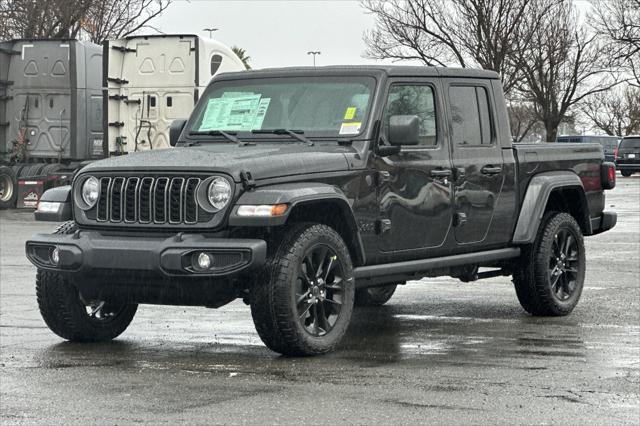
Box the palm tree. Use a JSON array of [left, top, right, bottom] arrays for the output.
[[231, 46, 252, 70]]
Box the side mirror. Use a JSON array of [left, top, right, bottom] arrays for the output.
[[169, 119, 187, 147], [389, 115, 420, 146]]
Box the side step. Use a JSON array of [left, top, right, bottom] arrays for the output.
[[354, 248, 520, 281]]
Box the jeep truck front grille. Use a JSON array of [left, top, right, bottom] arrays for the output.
[[95, 176, 202, 225]]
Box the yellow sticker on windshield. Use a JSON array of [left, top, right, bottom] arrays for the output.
[[344, 107, 357, 120]]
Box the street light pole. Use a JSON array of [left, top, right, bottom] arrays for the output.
[[307, 51, 321, 67], [203, 28, 218, 39]]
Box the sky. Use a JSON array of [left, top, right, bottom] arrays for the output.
[[153, 0, 405, 69], [153, 0, 593, 70]]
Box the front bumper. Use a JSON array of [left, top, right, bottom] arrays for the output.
[[25, 231, 267, 277]]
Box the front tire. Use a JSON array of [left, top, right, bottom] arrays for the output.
[[513, 212, 586, 316], [36, 221, 137, 342], [250, 223, 355, 356]]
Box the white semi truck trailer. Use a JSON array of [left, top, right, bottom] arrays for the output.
[[103, 34, 245, 154]]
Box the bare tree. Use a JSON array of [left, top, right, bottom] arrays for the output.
[[514, 1, 621, 142], [591, 0, 640, 86], [581, 85, 640, 136], [361, 0, 557, 94], [508, 100, 541, 142], [83, 0, 171, 44], [0, 0, 170, 43], [0, 0, 93, 40]]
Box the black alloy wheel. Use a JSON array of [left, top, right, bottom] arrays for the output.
[[548, 228, 580, 301], [296, 244, 345, 337]]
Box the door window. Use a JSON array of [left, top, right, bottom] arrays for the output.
[[383, 85, 437, 146], [449, 86, 493, 145]]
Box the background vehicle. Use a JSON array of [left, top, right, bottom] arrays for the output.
[[557, 135, 620, 163], [615, 135, 640, 177], [26, 66, 617, 356], [0, 35, 245, 209], [0, 39, 103, 209], [104, 34, 245, 154]]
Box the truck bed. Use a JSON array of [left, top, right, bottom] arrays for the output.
[[513, 142, 605, 219]]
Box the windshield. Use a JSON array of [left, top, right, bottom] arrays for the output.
[[187, 76, 375, 139], [619, 138, 640, 149]]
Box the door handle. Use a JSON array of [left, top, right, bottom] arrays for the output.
[[431, 169, 452, 178], [481, 165, 502, 175]]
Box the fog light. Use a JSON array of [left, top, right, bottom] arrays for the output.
[[50, 247, 60, 265], [196, 252, 212, 269]]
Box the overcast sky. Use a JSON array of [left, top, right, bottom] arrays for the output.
[[154, 0, 593, 70], [153, 0, 405, 69]]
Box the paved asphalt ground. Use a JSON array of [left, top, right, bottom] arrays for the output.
[[1, 175, 639, 425]]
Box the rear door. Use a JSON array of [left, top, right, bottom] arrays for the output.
[[375, 78, 454, 256], [445, 79, 505, 245]]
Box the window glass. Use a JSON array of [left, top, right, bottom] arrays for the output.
[[620, 137, 640, 149], [383, 84, 437, 146], [210, 54, 223, 75], [187, 76, 375, 137], [477, 87, 491, 144], [449, 85, 492, 145]]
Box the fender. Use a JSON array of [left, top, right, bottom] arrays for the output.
[[34, 185, 73, 222], [228, 182, 366, 264], [512, 171, 590, 244]]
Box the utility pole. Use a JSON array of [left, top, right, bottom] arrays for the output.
[[307, 51, 321, 67], [203, 28, 218, 39]]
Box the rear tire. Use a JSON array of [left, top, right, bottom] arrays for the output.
[[36, 221, 138, 342], [355, 284, 398, 306], [250, 223, 355, 356], [513, 212, 586, 316], [0, 166, 17, 209], [621, 170, 633, 177]]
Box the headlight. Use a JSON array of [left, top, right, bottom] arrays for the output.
[[207, 176, 232, 211], [81, 176, 100, 209]]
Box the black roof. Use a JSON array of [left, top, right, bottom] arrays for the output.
[[216, 65, 499, 80]]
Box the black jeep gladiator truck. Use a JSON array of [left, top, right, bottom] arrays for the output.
[[26, 66, 617, 356]]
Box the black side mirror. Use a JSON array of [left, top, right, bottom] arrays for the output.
[[169, 119, 187, 147], [389, 115, 420, 146]]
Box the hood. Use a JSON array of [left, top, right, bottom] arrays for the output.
[[80, 143, 357, 181]]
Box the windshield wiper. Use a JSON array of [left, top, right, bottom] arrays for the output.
[[252, 129, 314, 146], [188, 130, 253, 146]]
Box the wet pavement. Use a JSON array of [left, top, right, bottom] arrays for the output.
[[1, 175, 639, 425]]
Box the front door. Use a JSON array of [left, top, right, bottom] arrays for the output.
[[375, 79, 453, 256], [445, 80, 505, 245]]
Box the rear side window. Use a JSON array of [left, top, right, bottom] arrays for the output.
[[449, 85, 493, 145], [620, 138, 640, 149]]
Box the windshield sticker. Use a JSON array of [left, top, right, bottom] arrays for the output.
[[339, 122, 361, 135], [251, 98, 271, 129], [199, 94, 270, 131], [344, 107, 357, 120]]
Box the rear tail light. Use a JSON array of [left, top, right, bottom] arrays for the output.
[[601, 162, 616, 190], [614, 147, 619, 161]]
